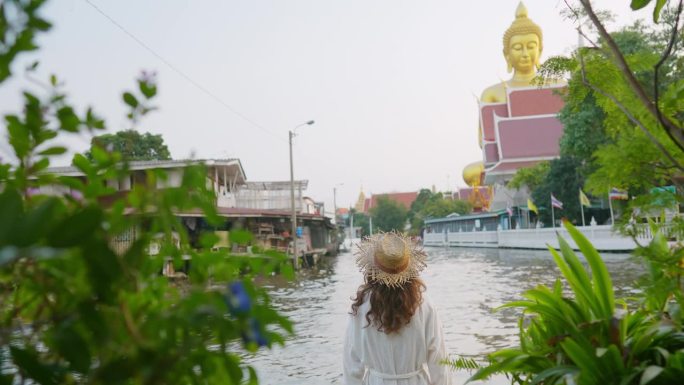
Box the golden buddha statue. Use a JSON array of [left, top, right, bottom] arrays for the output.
[[462, 161, 491, 211], [481, 2, 543, 103], [462, 161, 484, 187], [459, 1, 566, 202]]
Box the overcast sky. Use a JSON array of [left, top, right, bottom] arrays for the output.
[[0, 0, 648, 213]]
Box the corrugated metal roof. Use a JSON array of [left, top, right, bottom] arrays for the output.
[[46, 158, 240, 174]]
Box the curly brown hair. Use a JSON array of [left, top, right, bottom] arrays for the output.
[[350, 275, 425, 334]]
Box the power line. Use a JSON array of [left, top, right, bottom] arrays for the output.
[[83, 0, 285, 142]]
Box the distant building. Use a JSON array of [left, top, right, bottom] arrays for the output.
[[43, 159, 338, 256], [362, 191, 419, 213]]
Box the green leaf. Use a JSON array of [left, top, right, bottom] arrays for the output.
[[10, 346, 60, 385], [6, 115, 30, 158], [565, 221, 614, 318], [29, 16, 52, 32], [530, 365, 579, 385], [468, 352, 529, 382], [200, 232, 219, 248], [630, 0, 652, 10], [0, 373, 14, 385], [57, 176, 85, 191], [246, 366, 258, 385], [31, 158, 50, 173], [84, 107, 105, 130], [72, 153, 93, 175], [47, 206, 102, 247], [123, 92, 139, 108], [139, 80, 157, 98], [653, 0, 667, 22], [550, 242, 596, 317], [0, 189, 24, 245], [52, 326, 91, 373], [14, 197, 62, 246], [56, 106, 80, 132], [90, 145, 110, 164], [560, 339, 602, 380], [37, 146, 67, 156], [640, 365, 664, 385]]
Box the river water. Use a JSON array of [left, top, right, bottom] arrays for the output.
[[244, 245, 643, 385]]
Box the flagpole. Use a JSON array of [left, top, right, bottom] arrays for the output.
[[580, 189, 586, 227], [609, 195, 615, 225], [551, 194, 555, 228]]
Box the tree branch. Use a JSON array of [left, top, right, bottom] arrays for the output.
[[577, 49, 684, 171], [579, 0, 684, 153], [654, 0, 684, 149]]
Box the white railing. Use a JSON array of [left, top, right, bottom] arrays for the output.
[[424, 225, 640, 251], [497, 225, 638, 251], [631, 223, 682, 242], [448, 230, 499, 248]]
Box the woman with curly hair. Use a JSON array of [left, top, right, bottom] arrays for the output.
[[343, 232, 451, 385]]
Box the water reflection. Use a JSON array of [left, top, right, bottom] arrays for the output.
[[244, 246, 642, 385]]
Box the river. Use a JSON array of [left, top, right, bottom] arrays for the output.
[[243, 245, 643, 384]]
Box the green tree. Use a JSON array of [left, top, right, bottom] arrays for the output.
[[544, 3, 684, 196], [531, 157, 584, 226], [533, 17, 684, 222], [86, 129, 172, 161], [346, 209, 370, 237], [407, 188, 433, 223], [507, 161, 550, 191], [369, 197, 408, 233], [456, 2, 684, 383], [0, 2, 291, 384], [408, 189, 436, 233], [558, 92, 609, 162], [575, 0, 684, 154], [421, 197, 471, 219], [408, 191, 472, 233]]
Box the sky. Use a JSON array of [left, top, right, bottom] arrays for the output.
[[0, 0, 649, 214]]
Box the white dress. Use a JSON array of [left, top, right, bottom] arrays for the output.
[[343, 295, 452, 385]]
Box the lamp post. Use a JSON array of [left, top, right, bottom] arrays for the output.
[[290, 120, 315, 270], [333, 183, 343, 225]]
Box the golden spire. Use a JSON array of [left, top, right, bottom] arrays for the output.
[[354, 187, 366, 212], [516, 1, 527, 18]]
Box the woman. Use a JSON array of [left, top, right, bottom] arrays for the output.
[[343, 232, 451, 385]]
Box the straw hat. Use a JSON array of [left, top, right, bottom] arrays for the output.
[[355, 232, 427, 287]]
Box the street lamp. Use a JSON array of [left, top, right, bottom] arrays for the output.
[[289, 120, 315, 270], [333, 183, 344, 225]]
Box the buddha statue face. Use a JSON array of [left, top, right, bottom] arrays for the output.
[[506, 33, 540, 75], [502, 2, 543, 76]]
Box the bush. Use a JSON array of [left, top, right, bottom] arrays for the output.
[[0, 2, 292, 383], [461, 221, 684, 385]]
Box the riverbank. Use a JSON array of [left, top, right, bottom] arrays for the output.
[[240, 246, 642, 384]]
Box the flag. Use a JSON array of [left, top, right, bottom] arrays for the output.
[[579, 189, 591, 207], [551, 194, 563, 209], [527, 198, 538, 214], [609, 187, 628, 200], [506, 204, 513, 217]]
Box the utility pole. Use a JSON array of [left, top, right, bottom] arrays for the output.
[[288, 120, 315, 270], [289, 130, 298, 269]]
